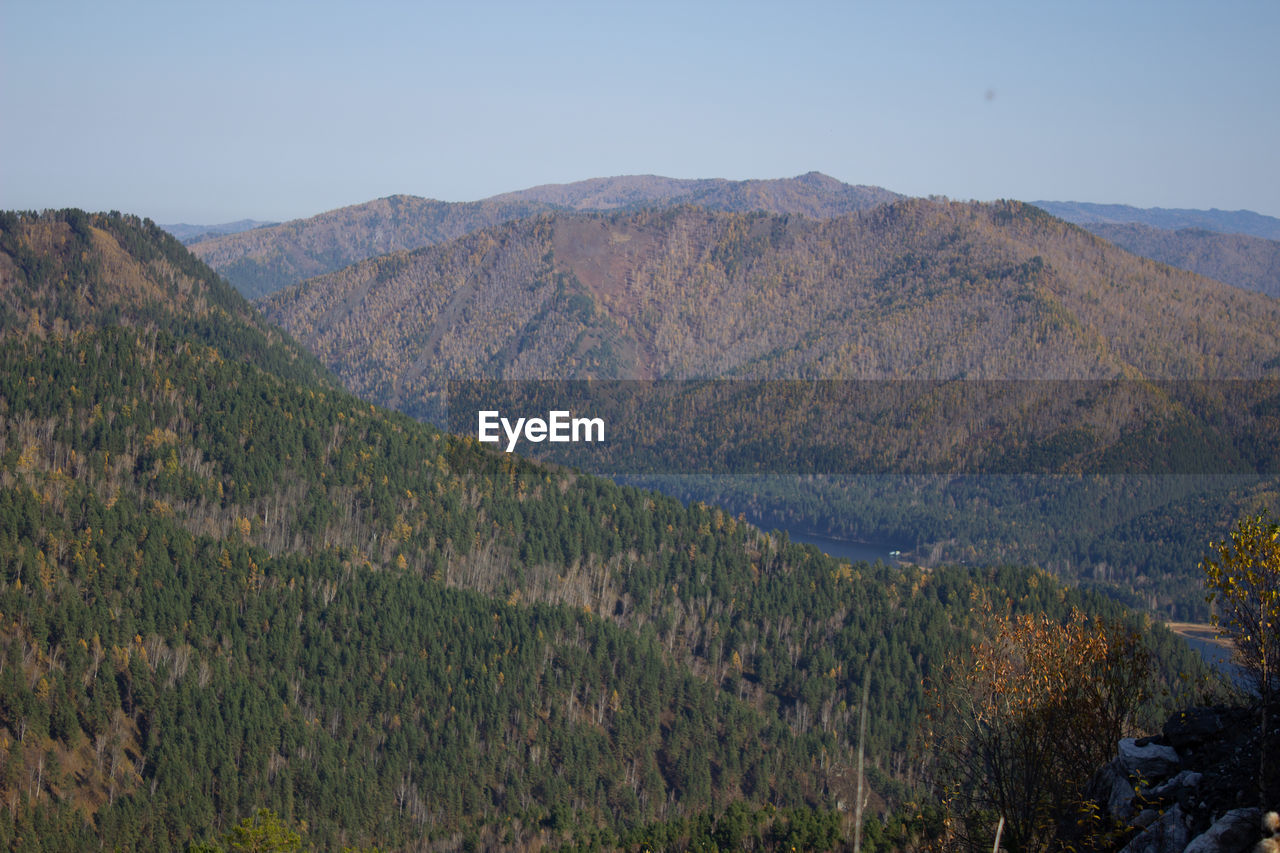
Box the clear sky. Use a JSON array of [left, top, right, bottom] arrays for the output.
[[2, 0, 1278, 223]]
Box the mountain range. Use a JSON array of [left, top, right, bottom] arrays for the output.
[[1032, 200, 1280, 240], [251, 194, 1280, 618], [184, 173, 901, 299], [161, 219, 276, 245], [14, 150, 1280, 853], [2, 207, 1214, 849], [260, 198, 1280, 397], [183, 176, 1280, 309]]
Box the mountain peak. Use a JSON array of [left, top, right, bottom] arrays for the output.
[[191, 174, 903, 298], [793, 170, 839, 184]]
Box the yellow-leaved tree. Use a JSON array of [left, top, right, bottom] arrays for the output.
[[932, 607, 1154, 853], [1200, 511, 1280, 806]]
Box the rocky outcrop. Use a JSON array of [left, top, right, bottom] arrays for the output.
[[1086, 706, 1275, 853], [1120, 804, 1192, 853], [1183, 809, 1261, 852], [1120, 738, 1182, 780]]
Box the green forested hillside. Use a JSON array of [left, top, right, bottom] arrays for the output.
[[0, 211, 1206, 849]]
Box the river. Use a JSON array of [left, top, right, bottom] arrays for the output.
[[770, 525, 907, 564]]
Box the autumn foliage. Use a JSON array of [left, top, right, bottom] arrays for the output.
[[1201, 512, 1280, 702], [1201, 511, 1280, 805], [933, 608, 1155, 852]]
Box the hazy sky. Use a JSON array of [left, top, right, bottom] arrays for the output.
[[3, 1, 1278, 223]]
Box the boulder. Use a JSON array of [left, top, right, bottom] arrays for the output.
[[1109, 772, 1138, 821], [1119, 737, 1181, 781], [1120, 804, 1191, 853], [1091, 758, 1139, 820], [1184, 807, 1261, 853], [1148, 770, 1203, 804]]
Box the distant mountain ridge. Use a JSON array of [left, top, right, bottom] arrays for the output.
[[186, 179, 1280, 303], [1082, 222, 1280, 299], [262, 199, 1280, 408], [186, 194, 560, 299], [161, 218, 276, 244], [189, 173, 901, 298], [1032, 200, 1280, 240], [1032, 201, 1280, 296], [491, 171, 902, 217]]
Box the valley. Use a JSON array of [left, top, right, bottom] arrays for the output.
[[1, 185, 1274, 849], [247, 188, 1280, 622]]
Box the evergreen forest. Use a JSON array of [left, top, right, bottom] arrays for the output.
[[0, 210, 1218, 849]]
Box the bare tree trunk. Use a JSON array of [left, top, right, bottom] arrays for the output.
[[854, 659, 871, 853]]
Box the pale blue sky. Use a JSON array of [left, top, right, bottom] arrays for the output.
[[2, 1, 1277, 223]]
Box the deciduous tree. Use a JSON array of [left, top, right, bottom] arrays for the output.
[[932, 608, 1154, 852], [1201, 511, 1280, 805]]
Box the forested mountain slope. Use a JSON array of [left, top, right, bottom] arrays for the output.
[[261, 199, 1280, 407], [189, 173, 900, 299], [259, 199, 1280, 619], [1079, 222, 1280, 299], [1032, 200, 1280, 241], [186, 195, 561, 300], [0, 210, 1205, 849]]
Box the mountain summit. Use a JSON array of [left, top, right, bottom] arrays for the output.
[[189, 173, 901, 298]]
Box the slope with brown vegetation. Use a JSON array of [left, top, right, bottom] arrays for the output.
[[188, 194, 560, 300], [1082, 222, 1280, 298], [490, 170, 902, 217], [261, 199, 1280, 412], [190, 173, 901, 298]]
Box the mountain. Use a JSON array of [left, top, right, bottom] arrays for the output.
[[261, 199, 1280, 401], [490, 171, 902, 218], [1032, 200, 1280, 241], [0, 209, 328, 387], [1, 209, 1204, 849], [259, 199, 1280, 618], [1080, 222, 1280, 298], [187, 194, 561, 300], [161, 219, 277, 245], [188, 173, 901, 299]]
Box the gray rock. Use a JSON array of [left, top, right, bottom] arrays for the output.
[[1109, 771, 1138, 821], [1148, 770, 1203, 800], [1119, 737, 1181, 781], [1184, 808, 1261, 853], [1120, 804, 1191, 853]]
